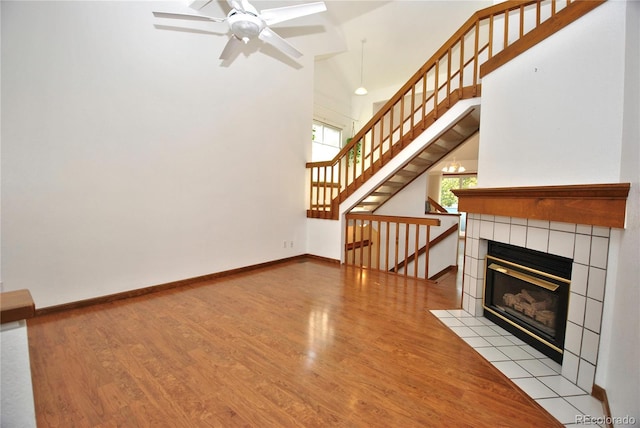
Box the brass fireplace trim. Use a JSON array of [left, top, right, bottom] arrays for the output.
[[487, 255, 570, 288], [488, 263, 559, 291], [483, 305, 564, 355]]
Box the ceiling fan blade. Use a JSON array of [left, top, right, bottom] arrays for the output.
[[258, 27, 302, 59], [260, 2, 326, 26], [227, 0, 243, 11], [219, 36, 244, 60], [187, 0, 213, 10], [153, 11, 225, 23], [227, 0, 256, 13]]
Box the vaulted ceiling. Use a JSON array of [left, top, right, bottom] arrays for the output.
[[318, 0, 491, 94], [185, 0, 491, 94], [182, 0, 489, 168]]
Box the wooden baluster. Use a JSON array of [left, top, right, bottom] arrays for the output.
[[536, 1, 541, 25], [504, 9, 509, 49], [422, 73, 427, 126], [459, 36, 464, 97], [340, 156, 345, 195], [399, 93, 405, 145], [552, 0, 557, 16], [414, 223, 420, 278], [385, 221, 390, 272], [351, 141, 356, 192], [410, 85, 416, 136], [367, 220, 373, 269], [446, 47, 451, 105], [434, 60, 439, 119], [309, 167, 313, 213], [488, 15, 494, 59], [379, 118, 384, 166], [344, 216, 350, 265], [314, 167, 320, 213], [394, 222, 399, 273], [351, 217, 357, 265], [389, 108, 394, 151], [358, 219, 364, 268], [371, 125, 376, 174], [519, 4, 525, 38], [330, 164, 336, 204], [329, 165, 333, 210], [474, 20, 480, 93], [318, 165, 327, 211], [424, 226, 430, 279], [375, 220, 381, 271], [360, 136, 365, 182], [404, 222, 410, 277], [317, 166, 322, 211]]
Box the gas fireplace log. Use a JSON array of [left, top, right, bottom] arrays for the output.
[[502, 291, 553, 319], [521, 289, 537, 304], [535, 310, 556, 328]]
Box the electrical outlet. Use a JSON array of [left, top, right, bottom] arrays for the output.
[[289, 241, 294, 248], [283, 240, 287, 248]]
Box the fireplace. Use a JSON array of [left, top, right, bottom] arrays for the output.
[[483, 241, 571, 364], [450, 184, 630, 391]]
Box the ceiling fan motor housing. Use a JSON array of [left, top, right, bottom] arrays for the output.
[[227, 12, 265, 42]]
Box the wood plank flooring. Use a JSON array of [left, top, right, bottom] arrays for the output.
[[27, 259, 562, 427]]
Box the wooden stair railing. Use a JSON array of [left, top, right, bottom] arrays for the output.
[[390, 223, 460, 276], [307, 0, 606, 220], [344, 213, 441, 280], [427, 197, 449, 214]]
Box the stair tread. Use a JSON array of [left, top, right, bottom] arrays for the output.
[[395, 170, 418, 176]]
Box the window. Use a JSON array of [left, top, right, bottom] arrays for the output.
[[312, 121, 342, 162], [440, 175, 477, 211], [440, 174, 477, 236]]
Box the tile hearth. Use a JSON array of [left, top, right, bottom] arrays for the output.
[[431, 309, 606, 427], [461, 214, 612, 396]]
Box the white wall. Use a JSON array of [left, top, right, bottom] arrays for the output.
[[0, 0, 3, 292], [1, 1, 319, 308], [375, 172, 460, 277], [478, 1, 626, 187], [0, 321, 36, 428], [598, 0, 640, 421], [374, 171, 428, 217], [478, 0, 638, 420]]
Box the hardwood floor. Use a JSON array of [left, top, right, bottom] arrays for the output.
[[27, 259, 562, 427]]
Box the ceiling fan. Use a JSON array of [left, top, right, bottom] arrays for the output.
[[153, 0, 327, 60]]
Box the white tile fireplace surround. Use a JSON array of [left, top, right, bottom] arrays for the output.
[[462, 213, 610, 393]]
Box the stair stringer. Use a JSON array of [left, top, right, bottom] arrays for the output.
[[339, 97, 481, 219]]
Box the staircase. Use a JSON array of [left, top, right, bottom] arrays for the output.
[[307, 0, 605, 220], [351, 108, 480, 214]]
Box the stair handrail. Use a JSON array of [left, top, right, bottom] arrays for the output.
[[307, 0, 605, 219]]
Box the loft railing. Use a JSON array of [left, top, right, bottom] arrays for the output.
[[344, 213, 441, 279], [307, 0, 605, 220]]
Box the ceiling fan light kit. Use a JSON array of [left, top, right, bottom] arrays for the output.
[[153, 0, 327, 62]]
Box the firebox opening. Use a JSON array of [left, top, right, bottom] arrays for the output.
[[483, 241, 572, 364]]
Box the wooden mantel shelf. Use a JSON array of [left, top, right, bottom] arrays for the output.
[[452, 183, 631, 229]]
